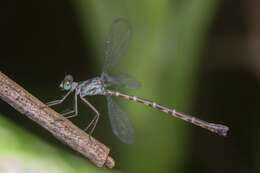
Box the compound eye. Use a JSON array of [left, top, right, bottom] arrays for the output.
[[64, 82, 71, 90]]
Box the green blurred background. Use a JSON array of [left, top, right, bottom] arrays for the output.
[[1, 0, 260, 173]]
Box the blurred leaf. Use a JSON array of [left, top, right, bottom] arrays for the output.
[[0, 114, 121, 173]]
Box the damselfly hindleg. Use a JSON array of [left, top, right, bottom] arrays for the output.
[[80, 97, 100, 137]]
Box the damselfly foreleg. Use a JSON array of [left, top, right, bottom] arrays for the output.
[[46, 89, 74, 107]]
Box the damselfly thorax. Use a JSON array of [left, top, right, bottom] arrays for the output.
[[77, 77, 106, 96]]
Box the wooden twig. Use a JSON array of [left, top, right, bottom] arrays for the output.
[[0, 72, 115, 168]]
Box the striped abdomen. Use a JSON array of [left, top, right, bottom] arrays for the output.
[[106, 90, 229, 136]]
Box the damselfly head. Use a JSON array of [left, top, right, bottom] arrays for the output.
[[59, 74, 74, 91]]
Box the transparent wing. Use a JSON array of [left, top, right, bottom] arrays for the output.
[[104, 73, 141, 89], [106, 95, 135, 144], [102, 18, 132, 73]]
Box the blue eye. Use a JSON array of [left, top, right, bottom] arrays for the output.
[[64, 82, 71, 90]]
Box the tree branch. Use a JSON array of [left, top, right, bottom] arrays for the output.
[[0, 72, 115, 168]]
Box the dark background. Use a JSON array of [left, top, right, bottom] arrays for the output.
[[1, 0, 260, 173]]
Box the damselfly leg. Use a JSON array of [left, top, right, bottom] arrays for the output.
[[79, 97, 100, 142]]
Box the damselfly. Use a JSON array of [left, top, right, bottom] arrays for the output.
[[46, 18, 229, 144]]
